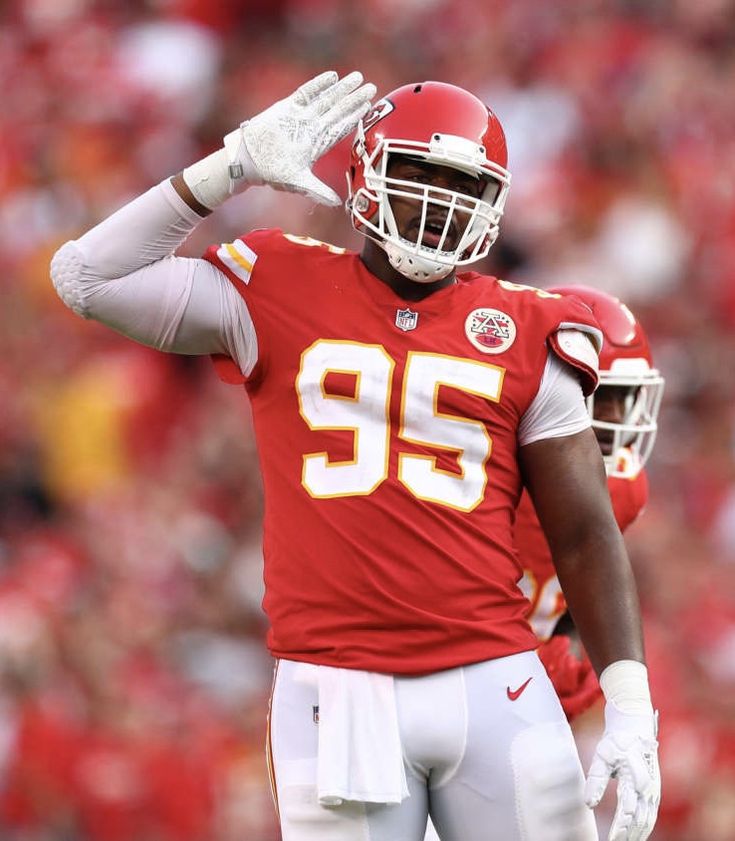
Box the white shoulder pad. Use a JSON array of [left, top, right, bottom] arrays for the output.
[[548, 327, 600, 396], [554, 328, 600, 372]]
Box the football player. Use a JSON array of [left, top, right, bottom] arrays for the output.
[[517, 286, 665, 720], [51, 72, 660, 840]]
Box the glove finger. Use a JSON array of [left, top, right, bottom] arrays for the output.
[[292, 71, 339, 105], [294, 170, 341, 206], [629, 797, 651, 841], [323, 84, 376, 128], [609, 803, 634, 840], [608, 776, 637, 841], [635, 791, 660, 841], [312, 70, 366, 115], [314, 101, 374, 158], [584, 755, 612, 808]]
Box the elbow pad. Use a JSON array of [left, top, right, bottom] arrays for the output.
[[50, 242, 88, 317]]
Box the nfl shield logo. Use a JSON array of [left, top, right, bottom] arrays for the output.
[[395, 308, 419, 331]]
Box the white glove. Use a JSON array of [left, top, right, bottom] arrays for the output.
[[225, 70, 376, 206], [584, 702, 660, 841]]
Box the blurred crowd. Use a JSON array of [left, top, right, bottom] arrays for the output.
[[1, 0, 735, 838]]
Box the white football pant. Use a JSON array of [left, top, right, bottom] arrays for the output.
[[268, 651, 598, 840]]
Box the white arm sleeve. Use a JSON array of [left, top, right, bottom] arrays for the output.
[[518, 352, 591, 446], [50, 179, 258, 377]]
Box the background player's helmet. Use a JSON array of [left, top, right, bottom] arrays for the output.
[[347, 82, 511, 282], [549, 285, 665, 479]]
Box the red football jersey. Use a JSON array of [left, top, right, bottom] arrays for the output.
[[204, 229, 600, 674], [517, 463, 649, 640]]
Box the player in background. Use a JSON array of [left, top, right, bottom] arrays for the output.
[[50, 72, 661, 840], [424, 285, 664, 840], [520, 286, 665, 720]]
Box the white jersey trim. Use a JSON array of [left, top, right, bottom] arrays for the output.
[[216, 238, 258, 285]]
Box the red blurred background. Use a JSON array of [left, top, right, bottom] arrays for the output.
[[1, 1, 735, 838]]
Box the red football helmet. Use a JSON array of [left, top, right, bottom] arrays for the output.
[[548, 285, 665, 478], [347, 82, 511, 282]]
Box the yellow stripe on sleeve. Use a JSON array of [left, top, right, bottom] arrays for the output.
[[216, 238, 258, 284]]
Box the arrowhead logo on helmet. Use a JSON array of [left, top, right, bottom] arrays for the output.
[[362, 98, 395, 132]]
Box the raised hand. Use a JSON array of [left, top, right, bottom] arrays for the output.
[[226, 70, 376, 206]]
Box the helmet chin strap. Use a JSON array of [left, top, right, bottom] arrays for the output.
[[383, 240, 454, 282]]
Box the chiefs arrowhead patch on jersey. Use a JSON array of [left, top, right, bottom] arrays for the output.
[[465, 308, 517, 354]]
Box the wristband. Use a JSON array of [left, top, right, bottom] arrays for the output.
[[599, 659, 653, 716], [182, 147, 232, 210], [182, 132, 264, 210], [182, 148, 230, 210]]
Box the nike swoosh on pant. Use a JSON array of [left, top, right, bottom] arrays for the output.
[[506, 676, 533, 701]]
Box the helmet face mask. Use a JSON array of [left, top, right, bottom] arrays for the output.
[[586, 366, 665, 478], [548, 285, 665, 479], [347, 83, 511, 282]]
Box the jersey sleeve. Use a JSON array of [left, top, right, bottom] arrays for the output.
[[495, 281, 602, 399], [202, 228, 276, 385], [203, 228, 351, 386]]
